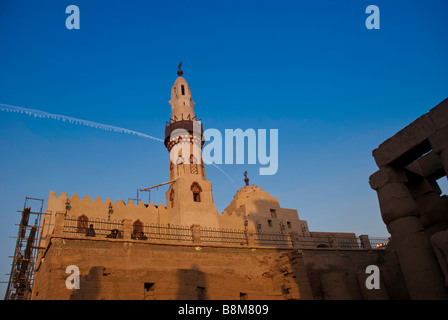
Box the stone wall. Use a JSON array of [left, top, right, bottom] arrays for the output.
[[31, 234, 390, 300], [31, 236, 314, 300], [301, 249, 388, 300]]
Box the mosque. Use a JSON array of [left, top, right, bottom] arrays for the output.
[[9, 65, 401, 300]]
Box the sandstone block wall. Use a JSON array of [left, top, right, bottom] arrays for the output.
[[31, 236, 314, 300], [301, 249, 388, 300]]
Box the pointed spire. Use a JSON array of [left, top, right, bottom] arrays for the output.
[[177, 61, 183, 77], [169, 63, 195, 121]]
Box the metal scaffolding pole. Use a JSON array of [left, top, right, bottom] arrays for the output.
[[138, 180, 175, 205], [4, 197, 45, 300]]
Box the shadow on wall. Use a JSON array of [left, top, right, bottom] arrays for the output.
[[242, 198, 309, 234], [70, 266, 106, 300], [302, 248, 406, 300], [174, 258, 304, 300], [176, 264, 208, 300]]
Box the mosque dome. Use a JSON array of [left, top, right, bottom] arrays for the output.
[[234, 185, 266, 197]]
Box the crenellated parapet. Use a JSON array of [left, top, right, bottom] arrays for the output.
[[39, 191, 169, 246]]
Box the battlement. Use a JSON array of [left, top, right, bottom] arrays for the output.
[[46, 190, 168, 223]]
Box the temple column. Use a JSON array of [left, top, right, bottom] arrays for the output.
[[408, 177, 448, 237], [370, 166, 448, 299], [427, 123, 448, 287]]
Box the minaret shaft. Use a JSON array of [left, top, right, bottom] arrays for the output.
[[163, 65, 220, 228]]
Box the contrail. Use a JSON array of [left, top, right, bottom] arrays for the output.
[[0, 103, 164, 142], [204, 159, 237, 186], [1, 103, 236, 184]]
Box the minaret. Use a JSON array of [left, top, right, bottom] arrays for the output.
[[164, 63, 220, 227], [168, 61, 196, 122]]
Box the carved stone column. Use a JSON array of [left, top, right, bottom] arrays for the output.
[[370, 166, 448, 299], [408, 177, 448, 237]]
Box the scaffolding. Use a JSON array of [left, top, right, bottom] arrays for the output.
[[138, 180, 175, 205], [4, 197, 45, 300], [128, 181, 176, 206]]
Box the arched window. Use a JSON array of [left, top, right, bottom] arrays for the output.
[[132, 220, 144, 239], [181, 85, 185, 95], [191, 182, 202, 202], [77, 214, 88, 234]]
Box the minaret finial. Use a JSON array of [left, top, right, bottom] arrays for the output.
[[244, 171, 249, 186], [177, 61, 183, 76]]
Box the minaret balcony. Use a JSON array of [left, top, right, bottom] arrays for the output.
[[164, 119, 203, 148]]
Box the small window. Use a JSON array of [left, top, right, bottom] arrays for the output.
[[191, 182, 202, 202], [270, 209, 277, 218], [240, 292, 248, 300], [181, 85, 185, 95], [287, 221, 292, 229], [268, 220, 273, 227], [144, 283, 155, 291], [197, 286, 206, 300]]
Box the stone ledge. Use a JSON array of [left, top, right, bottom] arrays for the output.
[[372, 114, 436, 167]]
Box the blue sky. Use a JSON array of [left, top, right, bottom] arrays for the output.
[[1, 0, 447, 297]]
